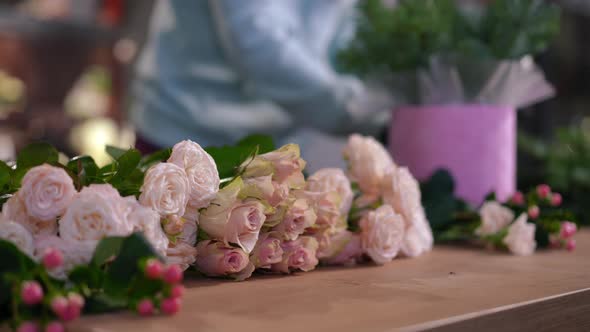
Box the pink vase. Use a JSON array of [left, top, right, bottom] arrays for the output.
[[389, 104, 516, 206]]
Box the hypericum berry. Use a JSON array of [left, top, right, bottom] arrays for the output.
[[67, 292, 85, 309], [170, 284, 185, 298], [50, 296, 69, 318], [550, 193, 563, 207], [528, 206, 540, 219], [16, 321, 38, 332], [45, 321, 65, 332], [566, 238, 576, 252], [510, 191, 525, 205], [160, 297, 182, 315], [560, 221, 577, 239], [137, 299, 155, 316], [21, 281, 44, 306], [144, 259, 163, 279], [62, 304, 81, 322], [536, 184, 551, 199], [42, 248, 64, 269], [163, 265, 183, 284]]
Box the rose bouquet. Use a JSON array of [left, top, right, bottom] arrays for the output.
[[421, 170, 579, 255]]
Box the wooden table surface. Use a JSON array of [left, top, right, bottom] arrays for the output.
[[71, 230, 590, 332]]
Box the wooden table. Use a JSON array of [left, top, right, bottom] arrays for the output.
[[72, 230, 590, 332]]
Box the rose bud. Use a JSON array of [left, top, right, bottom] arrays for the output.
[[560, 221, 577, 239], [510, 191, 525, 205], [21, 281, 43, 306], [144, 258, 163, 279]]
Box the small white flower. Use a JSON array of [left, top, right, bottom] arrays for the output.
[[503, 214, 536, 256], [139, 162, 190, 217], [476, 201, 515, 236], [360, 205, 405, 265], [0, 220, 35, 257]]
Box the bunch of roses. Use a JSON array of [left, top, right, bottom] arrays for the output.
[[476, 184, 578, 255], [335, 134, 434, 265], [195, 144, 321, 279]]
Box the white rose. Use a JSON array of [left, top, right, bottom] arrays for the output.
[[168, 140, 220, 209], [306, 168, 353, 216], [0, 220, 34, 256], [272, 198, 317, 241], [241, 144, 306, 189], [476, 201, 515, 236], [343, 134, 394, 199], [20, 164, 76, 221], [301, 191, 344, 231], [2, 193, 57, 235], [139, 163, 190, 217], [59, 184, 132, 242], [124, 197, 169, 256], [359, 205, 405, 265], [382, 167, 433, 257], [34, 235, 96, 279], [503, 213, 536, 256]]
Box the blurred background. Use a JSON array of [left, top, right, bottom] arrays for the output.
[[0, 0, 588, 193]]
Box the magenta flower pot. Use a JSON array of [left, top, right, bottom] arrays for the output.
[[388, 104, 516, 206]]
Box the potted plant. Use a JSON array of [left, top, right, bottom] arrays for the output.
[[340, 0, 560, 205]]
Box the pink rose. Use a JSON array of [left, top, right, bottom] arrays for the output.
[[241, 144, 306, 189], [167, 140, 220, 209], [343, 134, 394, 199], [271, 236, 319, 273], [360, 205, 405, 265], [124, 197, 169, 256], [315, 229, 361, 266], [242, 176, 289, 207], [306, 168, 353, 216], [0, 220, 34, 257], [302, 191, 345, 231], [139, 163, 189, 217], [2, 193, 56, 235], [20, 164, 75, 221], [503, 214, 536, 256], [166, 242, 198, 271], [272, 198, 317, 240], [476, 201, 514, 236], [195, 240, 254, 280], [382, 167, 433, 257], [34, 235, 96, 279], [59, 184, 132, 242], [250, 232, 283, 269], [324, 233, 362, 266]]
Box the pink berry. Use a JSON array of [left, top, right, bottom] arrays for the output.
[[510, 191, 525, 205], [42, 248, 64, 270], [528, 206, 540, 219], [163, 265, 183, 284], [21, 281, 44, 306], [536, 184, 551, 199], [144, 259, 163, 279], [61, 304, 81, 322], [137, 299, 154, 316], [566, 238, 576, 252], [170, 284, 185, 298], [560, 221, 577, 239], [45, 321, 65, 332], [550, 193, 562, 207], [16, 321, 38, 332], [160, 297, 182, 315], [67, 293, 85, 309], [50, 296, 69, 318]]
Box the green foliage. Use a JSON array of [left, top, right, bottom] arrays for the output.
[[205, 134, 276, 179], [518, 126, 590, 224], [340, 0, 560, 74], [420, 169, 470, 233]]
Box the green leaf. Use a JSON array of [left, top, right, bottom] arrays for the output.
[[68, 265, 103, 290], [84, 293, 127, 314], [206, 134, 274, 179], [0, 239, 37, 274], [103, 233, 159, 295], [67, 156, 99, 188], [237, 134, 275, 154], [139, 148, 172, 170], [16, 142, 59, 169], [0, 161, 11, 190], [105, 145, 128, 160], [91, 236, 126, 266], [109, 149, 141, 186]]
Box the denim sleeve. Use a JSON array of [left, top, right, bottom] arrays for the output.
[[211, 0, 360, 133]]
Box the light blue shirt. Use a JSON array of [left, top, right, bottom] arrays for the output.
[[131, 0, 369, 148]]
